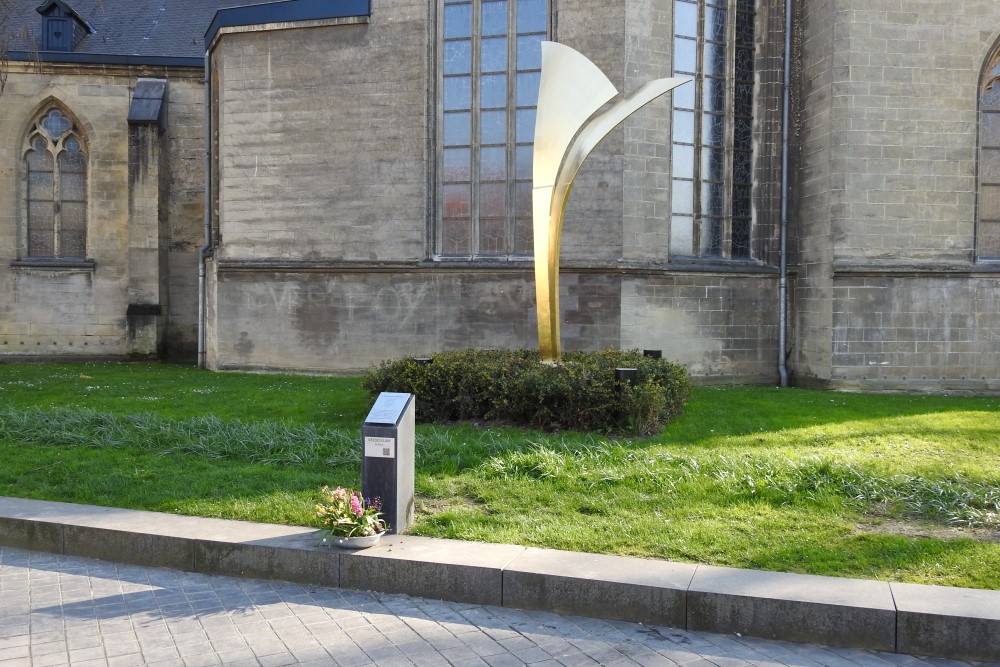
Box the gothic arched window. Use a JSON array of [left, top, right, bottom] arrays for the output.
[[978, 48, 1000, 260], [22, 107, 88, 260]]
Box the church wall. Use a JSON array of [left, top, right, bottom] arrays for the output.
[[792, 0, 1000, 389], [620, 272, 779, 383], [0, 63, 206, 360], [162, 76, 211, 360], [212, 14, 428, 263], [205, 1, 784, 381], [790, 0, 836, 384], [0, 65, 132, 355], [829, 274, 1000, 392]]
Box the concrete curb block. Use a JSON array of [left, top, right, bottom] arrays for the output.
[[891, 582, 1000, 662], [687, 565, 896, 652], [503, 547, 695, 628], [1, 497, 998, 662]]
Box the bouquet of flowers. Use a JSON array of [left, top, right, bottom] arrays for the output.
[[315, 485, 387, 539]]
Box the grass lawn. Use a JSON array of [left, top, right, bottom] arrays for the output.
[[1, 361, 998, 589]]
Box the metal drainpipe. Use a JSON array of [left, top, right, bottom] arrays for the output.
[[198, 50, 212, 369], [778, 0, 793, 388]]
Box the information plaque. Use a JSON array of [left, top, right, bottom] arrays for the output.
[[360, 392, 415, 534]]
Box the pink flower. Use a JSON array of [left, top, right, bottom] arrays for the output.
[[350, 493, 363, 517]]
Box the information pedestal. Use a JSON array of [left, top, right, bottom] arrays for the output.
[[361, 392, 415, 534]]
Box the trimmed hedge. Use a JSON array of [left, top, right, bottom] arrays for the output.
[[362, 349, 690, 435]]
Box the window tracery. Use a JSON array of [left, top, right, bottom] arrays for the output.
[[22, 107, 88, 260]]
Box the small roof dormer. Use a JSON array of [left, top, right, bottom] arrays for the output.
[[35, 0, 95, 52]]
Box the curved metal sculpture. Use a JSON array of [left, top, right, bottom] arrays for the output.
[[532, 42, 691, 362]]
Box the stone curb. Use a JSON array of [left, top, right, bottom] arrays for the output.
[[1, 497, 997, 662]]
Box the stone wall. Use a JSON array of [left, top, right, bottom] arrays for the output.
[[205, 1, 785, 381], [829, 273, 1000, 391], [211, 14, 428, 264], [792, 0, 1000, 389], [0, 63, 206, 359]]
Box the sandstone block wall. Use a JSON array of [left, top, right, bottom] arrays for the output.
[[792, 0, 1000, 390], [212, 11, 429, 263], [0, 65, 206, 360], [0, 66, 133, 356]]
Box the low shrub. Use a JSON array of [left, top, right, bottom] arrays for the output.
[[362, 349, 690, 435]]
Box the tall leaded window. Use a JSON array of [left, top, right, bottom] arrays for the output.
[[670, 0, 755, 259], [22, 107, 88, 259], [438, 0, 547, 258], [978, 49, 1000, 260]]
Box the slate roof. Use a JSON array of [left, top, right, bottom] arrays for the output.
[[1, 0, 259, 62]]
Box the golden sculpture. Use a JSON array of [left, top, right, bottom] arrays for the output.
[[532, 42, 690, 362]]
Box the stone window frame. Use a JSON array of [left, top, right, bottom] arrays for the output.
[[15, 100, 93, 269], [436, 0, 549, 260], [669, 0, 755, 260], [977, 43, 1000, 261]]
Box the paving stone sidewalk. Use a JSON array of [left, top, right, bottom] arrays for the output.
[[0, 546, 992, 667]]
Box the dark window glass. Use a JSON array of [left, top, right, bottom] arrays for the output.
[[704, 76, 726, 113], [732, 218, 751, 257], [736, 11, 755, 47], [705, 6, 727, 43], [732, 184, 752, 218], [733, 150, 752, 183], [702, 113, 725, 145], [734, 117, 753, 149], [735, 47, 754, 80], [671, 0, 757, 260]]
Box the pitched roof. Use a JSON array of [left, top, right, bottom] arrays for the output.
[[2, 0, 257, 63]]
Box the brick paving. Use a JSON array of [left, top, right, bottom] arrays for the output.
[[0, 546, 992, 667]]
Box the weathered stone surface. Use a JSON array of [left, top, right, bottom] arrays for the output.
[[687, 565, 896, 652], [503, 547, 696, 627], [892, 581, 1000, 662], [339, 535, 524, 606], [0, 65, 205, 360], [195, 538, 340, 588], [0, 516, 63, 553]]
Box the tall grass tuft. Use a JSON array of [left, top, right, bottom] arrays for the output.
[[0, 406, 360, 467]]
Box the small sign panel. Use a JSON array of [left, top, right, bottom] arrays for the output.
[[365, 392, 412, 425], [365, 436, 395, 459]]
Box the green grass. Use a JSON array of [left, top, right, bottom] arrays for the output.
[[1, 362, 998, 589]]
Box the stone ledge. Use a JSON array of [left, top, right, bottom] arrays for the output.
[[503, 547, 696, 627], [1, 497, 998, 662], [891, 582, 1000, 663], [687, 564, 896, 652]]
